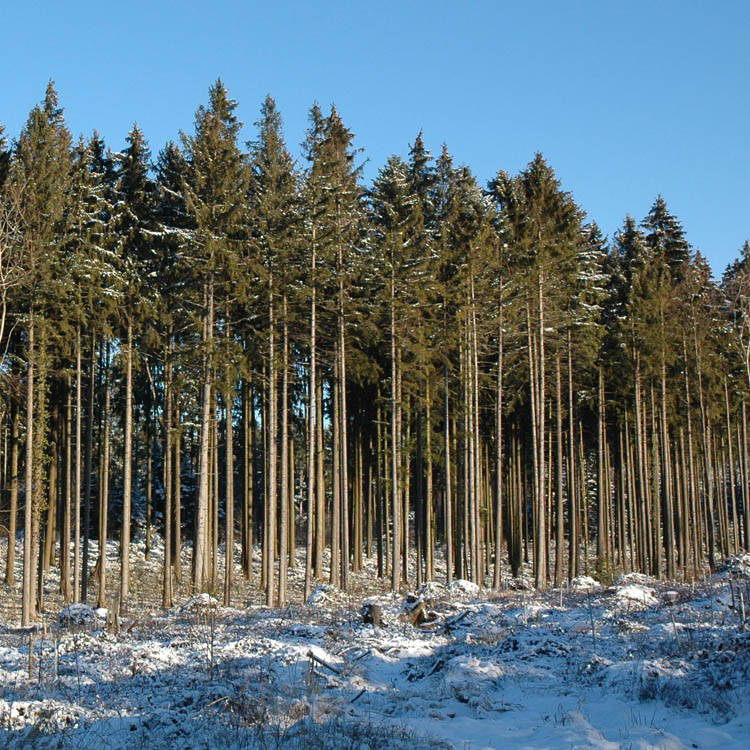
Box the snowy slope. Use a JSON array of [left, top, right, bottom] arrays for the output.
[[1, 541, 749, 749]]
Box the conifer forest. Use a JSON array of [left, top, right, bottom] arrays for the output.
[[3, 80, 750, 626]]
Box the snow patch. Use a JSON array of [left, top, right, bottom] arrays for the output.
[[448, 579, 479, 597], [569, 575, 602, 591], [615, 583, 657, 607]]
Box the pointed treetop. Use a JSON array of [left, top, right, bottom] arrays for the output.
[[642, 195, 689, 280], [208, 78, 235, 116], [186, 79, 243, 150], [409, 130, 428, 164], [253, 94, 286, 151], [122, 124, 152, 175], [127, 123, 147, 149], [408, 130, 434, 198], [43, 80, 63, 123], [302, 101, 325, 164]]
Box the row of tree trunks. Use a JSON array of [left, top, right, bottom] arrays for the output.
[[7, 319, 750, 619]]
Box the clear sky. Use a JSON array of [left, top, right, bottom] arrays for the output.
[[2, 1, 748, 275]]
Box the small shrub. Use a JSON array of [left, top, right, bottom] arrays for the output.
[[593, 556, 619, 587]]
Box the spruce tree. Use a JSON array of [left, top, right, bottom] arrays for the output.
[[12, 82, 72, 623], [112, 124, 156, 608], [182, 80, 248, 593], [317, 107, 364, 591], [643, 196, 689, 283], [301, 103, 326, 597], [370, 155, 416, 591], [248, 95, 299, 606], [154, 140, 193, 603]]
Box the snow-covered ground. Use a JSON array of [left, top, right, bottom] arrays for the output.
[[1, 539, 749, 749]]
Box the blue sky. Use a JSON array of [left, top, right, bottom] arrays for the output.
[[2, 1, 748, 274]]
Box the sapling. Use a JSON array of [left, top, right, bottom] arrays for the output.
[[587, 590, 597, 651], [669, 610, 683, 652], [740, 587, 747, 631], [27, 631, 33, 681], [197, 604, 219, 680]]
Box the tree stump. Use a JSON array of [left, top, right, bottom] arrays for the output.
[[361, 602, 383, 627]]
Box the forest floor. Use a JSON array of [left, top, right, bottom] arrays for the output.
[[1, 536, 749, 749]]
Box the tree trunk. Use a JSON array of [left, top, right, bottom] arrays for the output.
[[173, 393, 182, 583], [444, 365, 453, 584], [82, 333, 96, 603], [74, 326, 82, 601], [194, 279, 214, 592], [5, 398, 18, 588], [224, 383, 234, 606], [331, 372, 341, 588], [97, 346, 110, 610], [61, 381, 71, 602], [338, 278, 350, 592], [266, 273, 277, 606], [21, 314, 35, 625], [278, 305, 288, 607], [242, 378, 254, 580], [567, 330, 577, 580], [315, 376, 325, 580], [120, 319, 133, 604], [554, 354, 564, 587], [304, 230, 317, 600], [426, 380, 434, 582], [391, 270, 400, 591]]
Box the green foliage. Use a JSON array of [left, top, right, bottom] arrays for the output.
[[3, 79, 749, 614]]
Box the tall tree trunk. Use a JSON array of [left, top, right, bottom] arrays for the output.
[[660, 329, 675, 579], [194, 279, 214, 592], [173, 393, 182, 583], [21, 314, 35, 625], [694, 327, 716, 570], [554, 354, 564, 587], [401, 381, 409, 586], [81, 333, 96, 604], [61, 381, 71, 602], [633, 356, 650, 573], [97, 346, 110, 610], [211, 404, 219, 587], [493, 315, 504, 589], [304, 233, 317, 600], [277, 306, 289, 607], [331, 372, 341, 588], [390, 271, 400, 591], [315, 377, 325, 581], [724, 377, 739, 554], [289, 437, 296, 568], [537, 270, 547, 588], [242, 378, 254, 580], [567, 329, 577, 580], [43, 403, 58, 573], [338, 280, 350, 592], [224, 383, 234, 606], [120, 318, 133, 605], [5, 398, 18, 588], [163, 343, 173, 608], [145, 419, 152, 561], [742, 401, 750, 551], [597, 367, 608, 563], [376, 395, 384, 578], [425, 380, 434, 582], [73, 327, 82, 601], [266, 274, 277, 606], [444, 365, 453, 584]]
